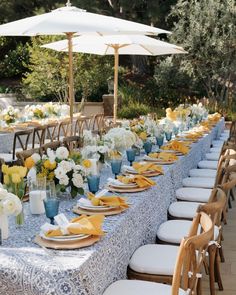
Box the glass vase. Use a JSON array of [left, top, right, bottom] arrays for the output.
[[15, 208, 24, 227]]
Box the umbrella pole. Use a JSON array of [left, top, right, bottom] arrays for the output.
[[67, 32, 74, 135], [113, 46, 119, 125]]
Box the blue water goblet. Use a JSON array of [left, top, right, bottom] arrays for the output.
[[165, 132, 172, 142], [126, 148, 136, 166], [156, 135, 164, 148], [173, 126, 179, 137], [43, 198, 60, 225], [143, 140, 152, 155], [87, 175, 100, 194], [111, 159, 122, 179]]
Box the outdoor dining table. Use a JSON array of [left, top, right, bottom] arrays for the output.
[[0, 119, 224, 295]]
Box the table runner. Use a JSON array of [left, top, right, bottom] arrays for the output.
[[0, 119, 224, 295]]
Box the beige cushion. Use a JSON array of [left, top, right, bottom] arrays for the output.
[[157, 220, 219, 244], [182, 177, 214, 188], [168, 201, 203, 219], [129, 244, 179, 275], [198, 160, 218, 170], [0, 153, 13, 162], [176, 187, 211, 202], [189, 169, 216, 178], [103, 280, 186, 295], [205, 153, 219, 161]]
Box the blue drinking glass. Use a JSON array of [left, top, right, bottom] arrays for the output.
[[43, 198, 60, 225], [173, 126, 179, 137], [156, 135, 164, 148], [165, 132, 172, 142], [126, 148, 136, 166], [143, 141, 152, 155], [111, 159, 122, 178], [87, 175, 100, 194]]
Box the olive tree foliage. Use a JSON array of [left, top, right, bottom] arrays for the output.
[[22, 36, 113, 102], [168, 0, 236, 103]]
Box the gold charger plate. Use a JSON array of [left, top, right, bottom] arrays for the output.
[[34, 235, 100, 250], [73, 206, 127, 216], [123, 171, 162, 177], [144, 158, 176, 165], [107, 185, 150, 193]]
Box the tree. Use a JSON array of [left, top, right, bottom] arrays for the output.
[[22, 36, 113, 102], [169, 0, 236, 104]]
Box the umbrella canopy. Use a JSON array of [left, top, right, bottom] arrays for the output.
[[42, 34, 187, 123], [0, 1, 170, 132]]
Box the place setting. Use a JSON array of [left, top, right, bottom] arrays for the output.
[[143, 151, 179, 165]]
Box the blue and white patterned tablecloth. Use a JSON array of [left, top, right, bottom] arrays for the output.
[[0, 119, 224, 295]]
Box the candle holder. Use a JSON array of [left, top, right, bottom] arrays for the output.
[[126, 148, 136, 166], [111, 159, 122, 179], [143, 141, 152, 155]]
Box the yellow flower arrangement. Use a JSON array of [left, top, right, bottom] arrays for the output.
[[139, 131, 147, 141], [25, 157, 35, 169], [82, 159, 92, 169]]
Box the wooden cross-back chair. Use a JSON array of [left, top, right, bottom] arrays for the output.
[[118, 212, 213, 295], [31, 125, 47, 148], [74, 117, 86, 137], [16, 147, 42, 166], [91, 113, 105, 136], [12, 129, 34, 160], [63, 136, 82, 152], [45, 122, 59, 143], [58, 119, 71, 140]]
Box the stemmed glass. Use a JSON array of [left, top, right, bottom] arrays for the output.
[[165, 131, 172, 142], [43, 181, 59, 225], [143, 140, 152, 155], [111, 159, 122, 179], [156, 135, 164, 149], [87, 175, 100, 194], [126, 148, 136, 166]]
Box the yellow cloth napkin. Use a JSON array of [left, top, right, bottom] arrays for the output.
[[117, 175, 156, 188], [162, 140, 189, 155], [149, 152, 178, 161], [46, 215, 105, 237], [132, 162, 163, 174], [87, 192, 129, 209]]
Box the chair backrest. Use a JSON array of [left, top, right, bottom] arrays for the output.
[[91, 113, 105, 135], [46, 122, 59, 142], [74, 117, 86, 137], [82, 115, 93, 131], [58, 119, 71, 140], [16, 147, 41, 166], [229, 121, 236, 139], [12, 129, 34, 159], [32, 125, 47, 148], [63, 136, 82, 152], [171, 212, 213, 295], [198, 187, 226, 227], [41, 141, 61, 154]]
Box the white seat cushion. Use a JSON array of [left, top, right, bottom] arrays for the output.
[[129, 244, 179, 275], [210, 147, 221, 153], [0, 153, 13, 162], [205, 153, 219, 161], [157, 220, 219, 244], [212, 140, 224, 145], [176, 187, 211, 202], [168, 201, 203, 219], [198, 160, 218, 170], [103, 280, 186, 295], [189, 169, 216, 178], [212, 142, 224, 148], [182, 177, 214, 188]]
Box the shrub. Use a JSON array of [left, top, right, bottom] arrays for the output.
[[118, 102, 151, 119]]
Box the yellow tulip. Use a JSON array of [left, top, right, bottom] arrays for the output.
[[82, 159, 92, 169], [2, 164, 9, 174], [11, 173, 21, 184], [4, 174, 10, 185], [43, 160, 51, 169], [18, 166, 27, 178], [25, 157, 35, 169]]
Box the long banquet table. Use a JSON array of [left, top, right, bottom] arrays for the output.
[[0, 119, 224, 295]]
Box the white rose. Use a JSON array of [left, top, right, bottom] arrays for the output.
[[56, 147, 69, 160], [47, 148, 56, 163], [54, 167, 66, 179], [0, 188, 8, 200], [31, 153, 41, 163], [72, 174, 84, 188], [59, 160, 73, 173], [59, 175, 69, 186], [0, 202, 4, 215], [2, 193, 22, 216]]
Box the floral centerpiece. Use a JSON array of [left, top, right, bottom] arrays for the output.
[[0, 184, 23, 239], [0, 106, 20, 125], [25, 147, 88, 198], [104, 127, 137, 153], [190, 103, 208, 123], [2, 165, 27, 226]]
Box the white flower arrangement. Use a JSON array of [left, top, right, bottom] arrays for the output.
[[159, 118, 175, 133], [0, 185, 22, 216], [104, 127, 137, 151], [190, 103, 208, 120], [0, 106, 20, 125]]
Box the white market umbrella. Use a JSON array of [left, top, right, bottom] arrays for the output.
[[0, 1, 170, 129], [42, 34, 187, 123]]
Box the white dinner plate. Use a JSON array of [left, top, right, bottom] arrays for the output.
[[40, 231, 90, 242]]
